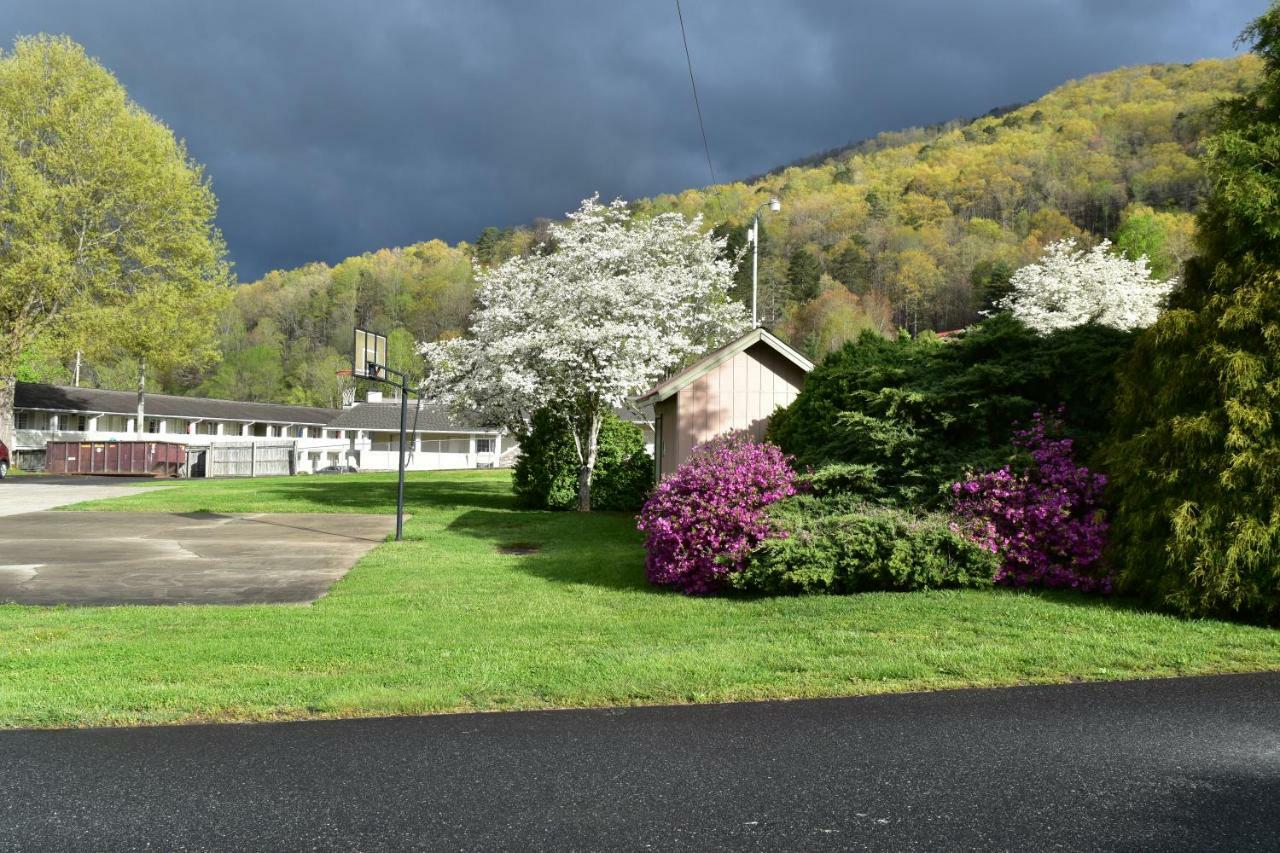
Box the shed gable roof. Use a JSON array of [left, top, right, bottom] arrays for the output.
[[635, 328, 814, 405]]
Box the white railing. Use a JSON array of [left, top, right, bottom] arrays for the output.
[[357, 449, 476, 471], [14, 428, 340, 452]]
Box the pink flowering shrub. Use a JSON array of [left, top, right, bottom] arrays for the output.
[[637, 432, 797, 594], [950, 409, 1111, 593]]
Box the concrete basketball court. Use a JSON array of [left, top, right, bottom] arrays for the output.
[[0, 480, 398, 605], [0, 476, 160, 516]]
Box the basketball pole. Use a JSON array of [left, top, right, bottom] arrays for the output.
[[396, 369, 407, 542], [362, 361, 410, 542], [353, 328, 409, 542], [370, 364, 410, 542]]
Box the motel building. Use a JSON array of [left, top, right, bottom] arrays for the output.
[[11, 382, 512, 476], [324, 390, 510, 471]]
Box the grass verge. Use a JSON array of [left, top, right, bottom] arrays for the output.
[[1, 469, 1277, 729]]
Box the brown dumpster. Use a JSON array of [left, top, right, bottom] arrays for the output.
[[44, 440, 185, 477]]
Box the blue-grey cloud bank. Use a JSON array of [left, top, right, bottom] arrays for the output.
[[5, 0, 1267, 280]]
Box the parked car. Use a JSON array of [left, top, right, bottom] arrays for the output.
[[316, 464, 359, 474], [0, 439, 9, 479]]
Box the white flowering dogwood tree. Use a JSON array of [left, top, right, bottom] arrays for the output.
[[998, 238, 1176, 333], [421, 196, 749, 511]]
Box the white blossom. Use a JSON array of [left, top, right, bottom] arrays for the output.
[[420, 195, 749, 509], [999, 238, 1175, 334]]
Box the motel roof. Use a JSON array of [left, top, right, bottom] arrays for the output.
[[16, 382, 339, 426]]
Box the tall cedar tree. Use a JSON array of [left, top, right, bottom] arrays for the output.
[[1106, 4, 1280, 622]]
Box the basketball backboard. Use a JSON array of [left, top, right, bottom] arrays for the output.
[[353, 328, 387, 380]]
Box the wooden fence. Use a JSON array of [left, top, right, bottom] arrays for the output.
[[186, 441, 297, 478]]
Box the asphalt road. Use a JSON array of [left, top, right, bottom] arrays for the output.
[[3, 673, 1278, 851]]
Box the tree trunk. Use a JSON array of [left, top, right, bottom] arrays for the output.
[[136, 356, 147, 434], [574, 410, 603, 513], [0, 375, 16, 455]]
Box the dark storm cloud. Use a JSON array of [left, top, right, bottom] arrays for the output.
[[5, 0, 1267, 280]]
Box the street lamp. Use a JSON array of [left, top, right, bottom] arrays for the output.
[[748, 196, 781, 327]]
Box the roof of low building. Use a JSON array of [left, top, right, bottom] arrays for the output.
[[635, 327, 815, 405], [15, 382, 338, 426], [325, 401, 492, 433]]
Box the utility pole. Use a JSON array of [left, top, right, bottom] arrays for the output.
[[750, 197, 781, 328], [73, 351, 81, 387]]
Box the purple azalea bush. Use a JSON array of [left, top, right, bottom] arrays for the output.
[[950, 409, 1111, 593], [637, 432, 797, 595]]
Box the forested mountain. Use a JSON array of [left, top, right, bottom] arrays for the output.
[[46, 54, 1255, 406]]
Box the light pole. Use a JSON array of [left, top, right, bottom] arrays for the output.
[[749, 196, 781, 327]]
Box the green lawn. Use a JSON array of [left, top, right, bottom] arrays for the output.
[[1, 469, 1277, 729]]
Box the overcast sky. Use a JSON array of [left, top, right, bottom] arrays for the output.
[[5, 0, 1268, 280]]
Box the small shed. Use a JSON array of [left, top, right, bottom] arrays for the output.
[[636, 328, 814, 478]]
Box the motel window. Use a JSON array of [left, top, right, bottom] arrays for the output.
[[15, 411, 32, 430], [476, 438, 495, 454], [146, 418, 161, 434]]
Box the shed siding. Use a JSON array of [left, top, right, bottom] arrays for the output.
[[655, 396, 680, 478], [664, 341, 805, 477]]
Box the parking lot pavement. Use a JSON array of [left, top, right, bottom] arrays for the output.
[[0, 511, 397, 605], [0, 476, 161, 516]]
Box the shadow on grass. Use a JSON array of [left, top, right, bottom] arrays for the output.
[[446, 507, 656, 592], [1013, 587, 1189, 620], [200, 474, 519, 514]]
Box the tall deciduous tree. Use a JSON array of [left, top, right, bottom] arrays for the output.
[[998, 239, 1174, 333], [1106, 3, 1280, 622], [0, 35, 229, 447], [423, 196, 748, 511], [776, 277, 892, 359]]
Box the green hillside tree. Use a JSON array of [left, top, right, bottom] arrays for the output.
[[1106, 3, 1280, 622], [787, 248, 824, 302], [0, 35, 229, 446]]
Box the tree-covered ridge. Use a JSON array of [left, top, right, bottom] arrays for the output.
[[634, 56, 1257, 334], [196, 240, 475, 406], [150, 55, 1256, 407]]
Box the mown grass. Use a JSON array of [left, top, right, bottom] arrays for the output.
[[1, 470, 1277, 729]]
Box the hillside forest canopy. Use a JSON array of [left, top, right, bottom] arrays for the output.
[[20, 53, 1260, 407]]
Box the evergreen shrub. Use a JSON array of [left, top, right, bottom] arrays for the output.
[[767, 314, 1135, 507], [731, 494, 998, 594], [513, 408, 653, 511]]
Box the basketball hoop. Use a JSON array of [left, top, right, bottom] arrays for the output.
[[336, 367, 356, 409]]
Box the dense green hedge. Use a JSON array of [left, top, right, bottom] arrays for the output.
[[767, 314, 1136, 506], [730, 494, 999, 594], [512, 408, 653, 511]]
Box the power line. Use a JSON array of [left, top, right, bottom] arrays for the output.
[[674, 0, 717, 186]]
